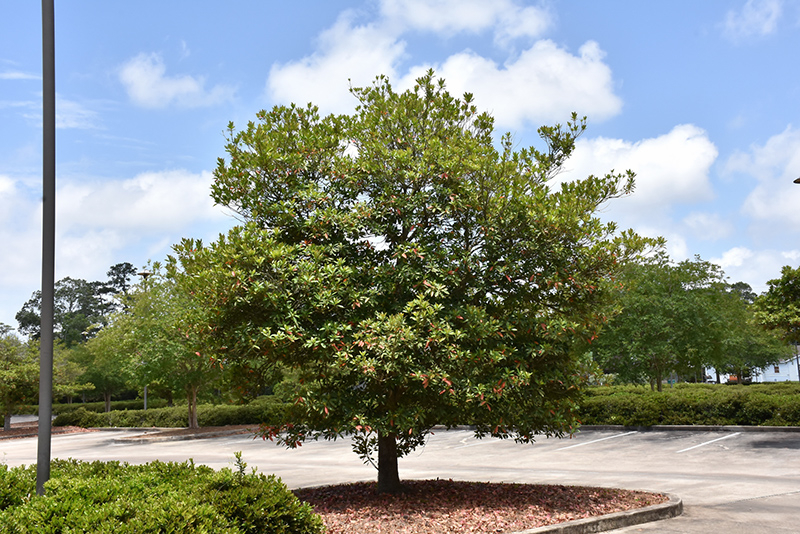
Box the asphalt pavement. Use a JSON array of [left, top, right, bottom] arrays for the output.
[[2, 424, 799, 533]]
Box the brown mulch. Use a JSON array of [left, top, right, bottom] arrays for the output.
[[295, 480, 668, 533]]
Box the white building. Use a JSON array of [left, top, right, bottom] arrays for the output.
[[707, 345, 800, 383]]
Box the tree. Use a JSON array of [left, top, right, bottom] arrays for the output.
[[15, 263, 135, 345], [52, 343, 95, 403], [754, 265, 800, 344], [170, 72, 651, 492], [120, 264, 223, 428], [74, 330, 133, 412], [104, 262, 137, 298], [593, 256, 789, 389], [0, 324, 38, 431], [591, 254, 717, 390], [711, 300, 790, 383]]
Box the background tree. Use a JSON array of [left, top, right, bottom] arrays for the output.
[[15, 262, 135, 346], [754, 265, 800, 344], [593, 254, 727, 390], [122, 264, 223, 428], [52, 343, 95, 403], [593, 257, 789, 389], [170, 72, 652, 492], [73, 331, 133, 412], [0, 324, 38, 430]]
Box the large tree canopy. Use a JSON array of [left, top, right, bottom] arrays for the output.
[[754, 265, 800, 344], [15, 262, 136, 347], [592, 254, 789, 389], [170, 72, 651, 492]]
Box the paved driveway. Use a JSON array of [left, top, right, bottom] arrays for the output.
[[3, 427, 799, 533]]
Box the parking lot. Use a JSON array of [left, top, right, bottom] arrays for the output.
[[3, 426, 800, 532]]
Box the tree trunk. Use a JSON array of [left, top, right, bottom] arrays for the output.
[[104, 392, 111, 412], [187, 385, 199, 429], [377, 432, 402, 494], [3, 410, 11, 431]]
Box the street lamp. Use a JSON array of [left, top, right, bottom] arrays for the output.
[[136, 269, 152, 409], [37, 0, 56, 496], [794, 178, 799, 381]]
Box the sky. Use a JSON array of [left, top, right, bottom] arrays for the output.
[[2, 0, 800, 332]]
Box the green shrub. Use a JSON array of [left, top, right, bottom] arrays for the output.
[[0, 457, 323, 534], [53, 397, 288, 429], [578, 383, 800, 426]]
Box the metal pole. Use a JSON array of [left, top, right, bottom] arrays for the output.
[[37, 0, 56, 496]]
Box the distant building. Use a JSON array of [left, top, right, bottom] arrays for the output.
[[706, 344, 800, 383]]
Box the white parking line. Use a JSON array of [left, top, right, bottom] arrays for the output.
[[555, 431, 637, 451], [676, 432, 741, 453]]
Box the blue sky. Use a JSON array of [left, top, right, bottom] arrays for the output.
[[2, 0, 800, 331]]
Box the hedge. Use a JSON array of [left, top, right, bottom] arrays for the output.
[[578, 383, 800, 427], [0, 455, 323, 534], [52, 396, 288, 429]]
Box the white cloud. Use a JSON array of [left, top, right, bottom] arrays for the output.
[[267, 13, 405, 114], [119, 53, 235, 109], [0, 71, 40, 80], [378, 0, 552, 44], [682, 212, 734, 241], [723, 0, 783, 39], [267, 6, 620, 130], [55, 96, 100, 129], [422, 40, 621, 128], [0, 174, 45, 327], [726, 126, 800, 226], [559, 124, 718, 223], [711, 246, 800, 292], [57, 169, 227, 232], [16, 94, 100, 129]]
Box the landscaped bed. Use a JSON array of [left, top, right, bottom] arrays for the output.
[[295, 479, 668, 533]]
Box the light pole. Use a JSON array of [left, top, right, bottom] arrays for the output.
[[37, 0, 56, 496], [794, 178, 799, 381], [136, 270, 152, 410]]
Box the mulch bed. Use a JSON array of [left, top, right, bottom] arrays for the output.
[[295, 479, 669, 533]]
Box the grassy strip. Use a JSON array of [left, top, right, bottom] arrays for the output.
[[579, 383, 800, 427]]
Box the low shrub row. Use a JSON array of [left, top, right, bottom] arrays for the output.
[[52, 396, 287, 429], [37, 399, 171, 416], [0, 456, 323, 533], [578, 383, 800, 426]]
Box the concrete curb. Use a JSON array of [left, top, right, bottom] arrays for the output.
[[581, 424, 800, 433], [511, 493, 683, 534]]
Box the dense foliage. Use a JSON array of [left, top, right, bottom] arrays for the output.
[[754, 264, 800, 344], [169, 71, 651, 492], [0, 457, 322, 534], [579, 383, 800, 426], [52, 396, 287, 429], [591, 254, 789, 390], [0, 325, 38, 431]]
